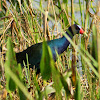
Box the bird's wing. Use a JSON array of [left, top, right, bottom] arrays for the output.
[[16, 43, 42, 68]]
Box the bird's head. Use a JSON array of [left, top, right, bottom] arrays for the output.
[[68, 24, 84, 36]]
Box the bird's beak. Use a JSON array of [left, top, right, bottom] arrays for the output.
[[79, 28, 84, 34]]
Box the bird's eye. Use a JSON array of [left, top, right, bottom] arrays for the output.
[[76, 26, 79, 30]]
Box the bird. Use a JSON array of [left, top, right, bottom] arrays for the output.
[[16, 24, 84, 73]]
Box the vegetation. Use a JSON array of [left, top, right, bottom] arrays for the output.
[[0, 0, 100, 99]]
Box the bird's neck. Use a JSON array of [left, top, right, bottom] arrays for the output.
[[57, 31, 74, 54]]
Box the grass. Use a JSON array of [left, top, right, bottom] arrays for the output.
[[0, 0, 100, 99]]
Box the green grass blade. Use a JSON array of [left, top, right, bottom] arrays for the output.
[[4, 38, 16, 91], [40, 40, 51, 80], [75, 78, 81, 100]]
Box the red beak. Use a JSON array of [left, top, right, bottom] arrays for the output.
[[79, 28, 84, 34]]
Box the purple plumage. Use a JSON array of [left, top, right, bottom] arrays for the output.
[[16, 24, 84, 73]]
